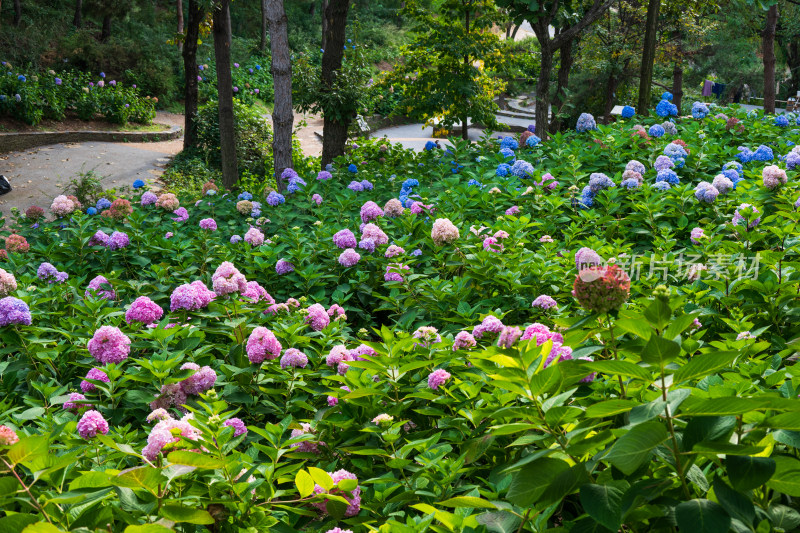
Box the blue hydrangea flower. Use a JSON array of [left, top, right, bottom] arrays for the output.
[[499, 136, 519, 151], [672, 157, 686, 169], [348, 181, 364, 192], [424, 140, 437, 151], [96, 198, 112, 210], [653, 181, 672, 191], [325, 163, 334, 172], [266, 191, 285, 206], [402, 178, 419, 190], [525, 135, 541, 148], [775, 115, 789, 127], [664, 143, 688, 159], [468, 179, 482, 187], [510, 160, 534, 178], [661, 91, 673, 101], [588, 173, 615, 193], [86, 207, 97, 215], [499, 147, 516, 160], [577, 185, 595, 209], [736, 147, 754, 164], [656, 100, 678, 117], [621, 106, 635, 118], [348, 164, 358, 173], [621, 178, 640, 189], [576, 113, 597, 132], [661, 121, 678, 135], [691, 102, 709, 119], [361, 179, 373, 190], [411, 249, 422, 256], [496, 163, 511, 177], [656, 169, 679, 185], [648, 124, 665, 137], [527, 124, 536, 133], [238, 192, 253, 201], [231, 235, 242, 243], [17, 75, 25, 82], [753, 145, 774, 161], [133, 179, 145, 189]]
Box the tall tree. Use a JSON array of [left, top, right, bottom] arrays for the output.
[[176, 0, 184, 51], [266, 0, 293, 191], [260, 0, 268, 52], [73, 0, 82, 28], [13, 0, 21, 26], [637, 0, 661, 114], [212, 0, 239, 188], [321, 0, 329, 50], [319, 0, 352, 167], [182, 0, 205, 150], [382, 0, 504, 142], [499, 0, 615, 139], [762, 3, 777, 113]]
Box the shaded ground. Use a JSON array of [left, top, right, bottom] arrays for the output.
[[0, 115, 171, 133]]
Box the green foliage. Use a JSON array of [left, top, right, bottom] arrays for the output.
[[382, 0, 506, 132]]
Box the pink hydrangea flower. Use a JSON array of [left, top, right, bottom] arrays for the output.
[[328, 304, 346, 320], [0, 268, 16, 297], [81, 367, 109, 393], [505, 205, 520, 216], [224, 417, 247, 437], [384, 245, 405, 258], [172, 207, 189, 222], [77, 410, 109, 439], [87, 326, 131, 364], [428, 369, 451, 390], [149, 383, 188, 411], [361, 223, 388, 246], [275, 259, 295, 275], [242, 281, 274, 304], [482, 236, 503, 253], [452, 331, 476, 351], [333, 229, 358, 249], [51, 195, 76, 217], [690, 227, 705, 244], [532, 295, 557, 310], [85, 275, 116, 300], [351, 344, 376, 360], [338, 248, 361, 267], [64, 392, 89, 411], [170, 281, 216, 311], [179, 363, 217, 395], [244, 227, 265, 246], [497, 326, 522, 348], [413, 326, 441, 347], [312, 469, 361, 517], [384, 198, 405, 217], [212, 261, 248, 296], [305, 303, 330, 331], [246, 327, 282, 363], [290, 422, 325, 453], [360, 201, 384, 223], [762, 165, 787, 190], [431, 218, 459, 246], [280, 348, 309, 369], [0, 425, 19, 445], [142, 414, 201, 460], [125, 296, 164, 325], [327, 385, 350, 406], [312, 194, 323, 205], [156, 193, 180, 211], [384, 263, 410, 282], [472, 315, 503, 339]]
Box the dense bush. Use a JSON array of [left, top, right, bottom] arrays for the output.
[[0, 65, 156, 125], [1, 106, 800, 532]]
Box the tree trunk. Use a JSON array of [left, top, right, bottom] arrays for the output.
[[266, 0, 293, 191], [73, 0, 82, 28], [511, 23, 521, 40], [762, 4, 777, 114], [636, 0, 660, 114], [213, 0, 239, 188], [787, 38, 799, 98], [13, 0, 21, 26], [551, 38, 575, 131], [462, 6, 470, 140], [320, 0, 351, 168], [321, 0, 329, 49], [671, 32, 683, 112], [535, 38, 553, 140], [100, 14, 111, 41], [177, 0, 184, 51], [260, 0, 268, 52], [182, 0, 204, 150]]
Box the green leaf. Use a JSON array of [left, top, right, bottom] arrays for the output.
[[0, 515, 39, 533], [506, 457, 570, 507], [307, 467, 334, 490], [680, 397, 779, 416], [768, 505, 800, 532], [766, 456, 800, 496], [614, 318, 652, 340], [765, 412, 800, 431], [585, 399, 638, 418], [673, 351, 739, 384], [726, 456, 776, 491], [539, 463, 590, 506], [583, 360, 653, 381], [160, 505, 215, 524], [439, 496, 497, 509], [643, 298, 672, 330], [682, 416, 737, 451], [21, 523, 64, 533], [675, 499, 731, 533], [68, 471, 112, 490], [712, 477, 754, 526], [295, 469, 315, 498], [8, 436, 49, 466], [579, 484, 624, 532], [111, 466, 166, 495], [166, 451, 224, 469], [604, 421, 668, 475], [476, 511, 522, 533], [124, 525, 174, 533], [640, 335, 681, 366], [337, 478, 358, 492]]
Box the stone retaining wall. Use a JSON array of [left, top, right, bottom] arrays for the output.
[[0, 126, 183, 154]]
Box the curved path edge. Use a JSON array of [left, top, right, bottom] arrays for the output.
[[0, 126, 183, 155]]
